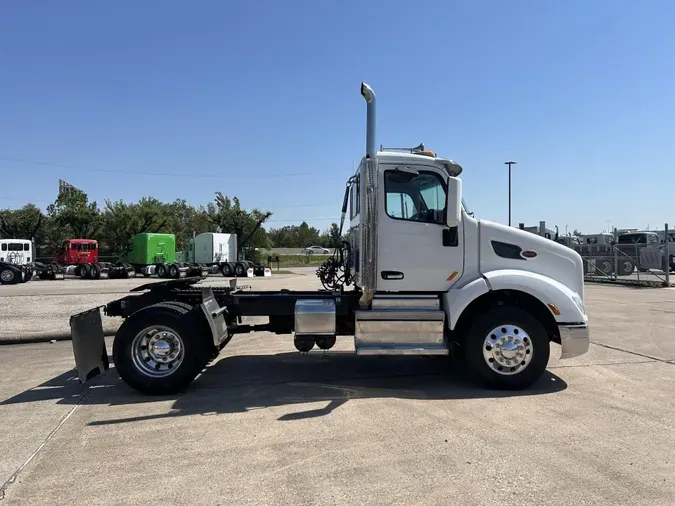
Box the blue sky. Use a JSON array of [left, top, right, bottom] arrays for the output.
[[1, 0, 674, 233]]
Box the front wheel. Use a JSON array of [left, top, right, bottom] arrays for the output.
[[463, 306, 550, 390], [0, 266, 17, 285]]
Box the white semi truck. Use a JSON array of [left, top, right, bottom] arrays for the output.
[[186, 232, 271, 277], [69, 83, 589, 394], [0, 239, 34, 284]]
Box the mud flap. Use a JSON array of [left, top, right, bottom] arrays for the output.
[[70, 307, 109, 383]]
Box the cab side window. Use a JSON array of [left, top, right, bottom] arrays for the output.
[[384, 170, 446, 225]]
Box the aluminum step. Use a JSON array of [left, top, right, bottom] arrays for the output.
[[354, 305, 447, 356], [370, 294, 440, 311]]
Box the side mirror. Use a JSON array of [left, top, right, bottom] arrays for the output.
[[446, 177, 462, 227]]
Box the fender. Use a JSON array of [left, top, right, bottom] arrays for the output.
[[444, 277, 490, 329], [482, 269, 586, 323]]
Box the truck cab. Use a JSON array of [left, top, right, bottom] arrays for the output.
[[348, 83, 588, 384], [56, 239, 99, 265], [0, 239, 33, 285], [0, 239, 32, 265]]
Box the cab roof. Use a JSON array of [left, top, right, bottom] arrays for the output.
[[374, 150, 463, 177]]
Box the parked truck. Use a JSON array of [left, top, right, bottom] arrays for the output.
[[523, 223, 635, 276], [0, 239, 35, 285], [185, 232, 271, 277], [33, 238, 135, 280], [69, 82, 589, 395]]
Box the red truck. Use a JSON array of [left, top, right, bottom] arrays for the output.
[[34, 239, 135, 280]]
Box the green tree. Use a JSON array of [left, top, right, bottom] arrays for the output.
[[267, 222, 323, 248], [323, 222, 342, 248], [46, 186, 101, 251], [100, 197, 174, 255], [166, 199, 215, 252], [0, 204, 45, 241], [206, 193, 272, 260]]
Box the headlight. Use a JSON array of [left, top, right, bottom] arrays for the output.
[[572, 294, 585, 315]]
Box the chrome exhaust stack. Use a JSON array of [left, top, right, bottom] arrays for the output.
[[359, 82, 378, 307], [360, 82, 377, 159]]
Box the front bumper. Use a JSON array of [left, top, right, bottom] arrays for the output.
[[559, 323, 589, 359]]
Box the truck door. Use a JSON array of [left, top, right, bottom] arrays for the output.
[[376, 165, 463, 292]]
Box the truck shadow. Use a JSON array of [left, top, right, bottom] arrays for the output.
[[1, 351, 567, 424]]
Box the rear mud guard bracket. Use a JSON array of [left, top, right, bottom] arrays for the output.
[[200, 287, 230, 347], [70, 307, 109, 383]]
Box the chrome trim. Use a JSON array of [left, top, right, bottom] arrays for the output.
[[482, 324, 533, 375], [359, 83, 378, 306], [559, 324, 589, 359], [131, 325, 185, 378]]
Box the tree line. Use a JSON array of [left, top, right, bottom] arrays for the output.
[[0, 186, 346, 262]]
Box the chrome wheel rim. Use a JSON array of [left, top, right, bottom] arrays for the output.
[[483, 325, 533, 376], [1, 269, 14, 282], [131, 325, 184, 378]]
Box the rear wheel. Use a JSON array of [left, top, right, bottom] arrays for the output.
[[112, 303, 212, 395], [156, 264, 167, 278], [598, 259, 612, 275], [221, 263, 233, 277], [617, 258, 634, 276], [79, 263, 91, 279], [234, 262, 246, 277], [168, 263, 180, 279], [89, 263, 102, 280], [463, 306, 550, 390]]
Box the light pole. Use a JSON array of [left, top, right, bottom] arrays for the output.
[[504, 161, 517, 226]]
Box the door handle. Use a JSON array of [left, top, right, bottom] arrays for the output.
[[381, 271, 404, 280]]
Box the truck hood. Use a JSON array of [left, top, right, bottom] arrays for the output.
[[478, 220, 584, 300]]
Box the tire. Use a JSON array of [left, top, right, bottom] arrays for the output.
[[156, 264, 167, 278], [112, 303, 212, 395], [618, 259, 634, 276], [0, 266, 17, 285], [79, 263, 91, 279], [462, 306, 550, 390], [598, 259, 612, 275], [168, 263, 180, 279], [89, 263, 102, 280], [234, 262, 246, 277], [24, 269, 33, 282]]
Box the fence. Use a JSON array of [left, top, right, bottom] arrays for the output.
[[577, 226, 673, 287]]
